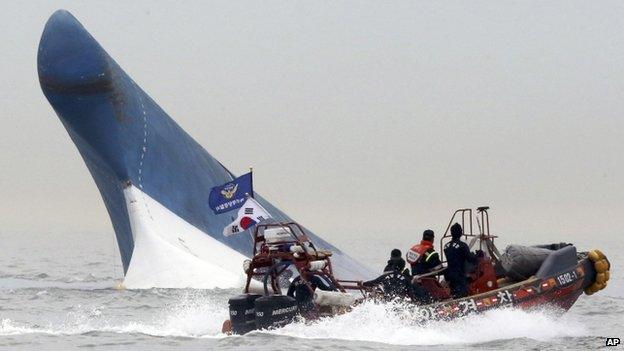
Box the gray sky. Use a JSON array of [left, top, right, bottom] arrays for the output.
[[1, 1, 622, 256]]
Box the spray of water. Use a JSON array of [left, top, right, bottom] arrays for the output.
[[0, 293, 588, 345], [0, 290, 228, 338], [264, 300, 587, 345]]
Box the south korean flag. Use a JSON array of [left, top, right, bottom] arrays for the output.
[[222, 197, 272, 236]]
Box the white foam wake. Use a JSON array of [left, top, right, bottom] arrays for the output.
[[0, 295, 587, 345], [267, 300, 588, 345], [0, 291, 228, 338]]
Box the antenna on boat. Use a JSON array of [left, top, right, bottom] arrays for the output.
[[476, 215, 483, 236]]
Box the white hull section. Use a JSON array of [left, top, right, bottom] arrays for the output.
[[122, 185, 247, 289]]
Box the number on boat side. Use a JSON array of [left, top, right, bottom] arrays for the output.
[[556, 271, 578, 286]]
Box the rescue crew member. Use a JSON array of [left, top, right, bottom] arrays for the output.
[[443, 223, 477, 298], [406, 230, 443, 304], [383, 248, 408, 274], [362, 249, 411, 299], [407, 230, 442, 276], [287, 273, 334, 313]]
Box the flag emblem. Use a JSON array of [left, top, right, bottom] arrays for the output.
[[220, 183, 238, 199], [240, 216, 257, 230], [209, 172, 253, 214], [223, 197, 271, 236]]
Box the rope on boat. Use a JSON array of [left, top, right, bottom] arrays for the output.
[[584, 249, 611, 295]]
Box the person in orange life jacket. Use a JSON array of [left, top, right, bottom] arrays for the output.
[[406, 230, 442, 304], [443, 223, 477, 298], [406, 230, 442, 276]]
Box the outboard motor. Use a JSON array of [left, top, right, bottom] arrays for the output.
[[228, 294, 262, 334], [254, 295, 298, 329]]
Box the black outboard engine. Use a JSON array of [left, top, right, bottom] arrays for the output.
[[254, 295, 298, 329], [228, 294, 262, 334]]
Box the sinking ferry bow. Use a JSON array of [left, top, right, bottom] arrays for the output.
[[37, 10, 374, 288]]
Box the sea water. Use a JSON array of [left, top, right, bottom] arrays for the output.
[[0, 230, 621, 350]]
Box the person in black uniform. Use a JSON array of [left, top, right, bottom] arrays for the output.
[[383, 248, 408, 273], [382, 248, 411, 298], [362, 249, 412, 299], [287, 273, 334, 313], [443, 223, 477, 298]]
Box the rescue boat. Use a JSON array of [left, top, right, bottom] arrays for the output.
[[223, 207, 611, 334]]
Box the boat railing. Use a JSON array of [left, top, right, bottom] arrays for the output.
[[411, 266, 447, 282], [439, 206, 500, 263]]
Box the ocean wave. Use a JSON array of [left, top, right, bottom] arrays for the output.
[[0, 276, 117, 290], [0, 291, 228, 339]]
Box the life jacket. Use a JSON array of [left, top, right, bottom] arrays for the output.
[[406, 240, 434, 265]]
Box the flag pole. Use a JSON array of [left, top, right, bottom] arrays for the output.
[[245, 166, 271, 218], [249, 165, 254, 198]]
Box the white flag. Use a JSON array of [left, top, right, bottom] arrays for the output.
[[223, 197, 271, 236]]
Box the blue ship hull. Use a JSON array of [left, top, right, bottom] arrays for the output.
[[37, 10, 373, 287]]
